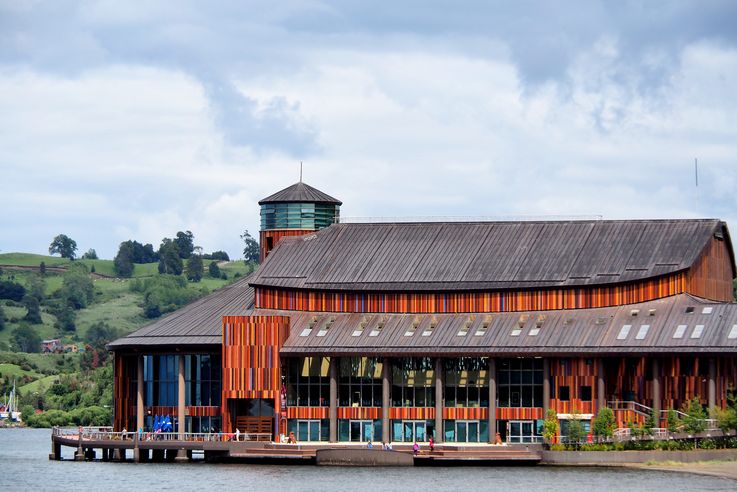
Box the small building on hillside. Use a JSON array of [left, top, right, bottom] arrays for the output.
[[41, 339, 62, 353], [109, 181, 737, 445]]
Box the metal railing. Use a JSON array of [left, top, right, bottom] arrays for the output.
[[608, 400, 654, 417], [52, 427, 272, 443]]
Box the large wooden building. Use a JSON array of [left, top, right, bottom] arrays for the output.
[[109, 181, 737, 444]]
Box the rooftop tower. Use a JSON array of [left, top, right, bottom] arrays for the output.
[[258, 181, 342, 261]]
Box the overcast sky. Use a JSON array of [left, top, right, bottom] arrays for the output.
[[2, 1, 737, 260]]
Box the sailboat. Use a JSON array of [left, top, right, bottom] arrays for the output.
[[0, 380, 22, 423]]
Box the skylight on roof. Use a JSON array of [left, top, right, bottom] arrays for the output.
[[474, 322, 489, 336], [729, 325, 737, 340], [529, 327, 540, 336], [316, 328, 328, 337], [511, 328, 522, 337], [300, 328, 312, 337], [702, 307, 714, 315], [673, 325, 687, 339], [617, 324, 632, 340], [691, 325, 705, 339], [635, 325, 650, 340]]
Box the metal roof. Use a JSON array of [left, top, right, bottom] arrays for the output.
[[107, 275, 255, 350], [273, 294, 737, 356], [258, 181, 342, 205], [250, 219, 732, 292]]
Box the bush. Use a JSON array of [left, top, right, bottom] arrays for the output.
[[208, 262, 221, 278], [0, 280, 26, 301], [61, 264, 94, 309], [682, 397, 707, 434], [593, 407, 615, 440], [131, 275, 199, 319], [543, 408, 559, 444], [22, 294, 42, 324]]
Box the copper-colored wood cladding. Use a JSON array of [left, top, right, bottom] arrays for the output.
[[550, 358, 597, 415], [389, 407, 435, 420], [497, 408, 544, 420], [286, 407, 329, 419], [113, 353, 134, 431], [687, 236, 735, 302], [221, 315, 290, 431], [443, 407, 489, 420], [260, 229, 314, 262], [255, 273, 686, 313], [337, 407, 382, 420]]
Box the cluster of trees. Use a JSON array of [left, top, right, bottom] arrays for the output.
[[129, 275, 202, 318]]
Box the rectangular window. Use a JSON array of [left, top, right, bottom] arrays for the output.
[[673, 324, 687, 339], [559, 386, 570, 401], [300, 328, 312, 337], [528, 327, 540, 336], [691, 325, 705, 339], [580, 386, 592, 401], [729, 325, 737, 339], [617, 325, 631, 340], [635, 325, 650, 340], [510, 328, 522, 337], [702, 306, 713, 314]]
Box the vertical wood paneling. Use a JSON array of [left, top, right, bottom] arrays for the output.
[[687, 236, 735, 302]]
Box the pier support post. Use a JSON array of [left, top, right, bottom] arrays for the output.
[[434, 358, 443, 443], [329, 357, 338, 443], [382, 357, 391, 444], [488, 358, 497, 442], [74, 431, 85, 461]]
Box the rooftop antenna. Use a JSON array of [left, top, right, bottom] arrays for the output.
[[695, 157, 699, 212], [300, 161, 303, 182]]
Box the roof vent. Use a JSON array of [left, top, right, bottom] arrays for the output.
[[457, 316, 474, 337], [563, 317, 574, 326], [685, 306, 695, 314], [630, 309, 639, 317], [405, 316, 420, 337], [422, 317, 437, 337], [370, 316, 387, 337], [518, 314, 529, 328], [535, 315, 546, 328], [595, 317, 608, 326], [715, 230, 724, 240], [317, 317, 335, 337], [353, 316, 367, 337], [648, 309, 656, 316]]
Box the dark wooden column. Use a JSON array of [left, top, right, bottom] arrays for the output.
[[708, 357, 717, 409], [329, 357, 338, 442], [434, 358, 443, 443], [176, 355, 188, 461], [651, 358, 661, 420], [488, 358, 497, 442], [542, 358, 551, 414], [382, 358, 391, 443], [597, 358, 606, 411]]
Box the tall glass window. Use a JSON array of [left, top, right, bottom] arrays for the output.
[[444, 357, 489, 408], [392, 357, 435, 407], [144, 354, 177, 406], [144, 354, 221, 408], [498, 358, 544, 408], [286, 357, 330, 406], [339, 357, 383, 407]]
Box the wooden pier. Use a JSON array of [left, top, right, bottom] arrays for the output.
[[50, 427, 542, 465]]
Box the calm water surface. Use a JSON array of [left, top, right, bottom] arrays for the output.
[[1, 428, 735, 491]]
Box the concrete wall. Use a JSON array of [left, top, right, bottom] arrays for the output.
[[316, 448, 413, 466], [541, 449, 737, 465]]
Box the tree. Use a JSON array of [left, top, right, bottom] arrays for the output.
[[85, 321, 119, 349], [174, 231, 195, 259], [158, 239, 183, 275], [54, 306, 76, 332], [0, 305, 5, 332], [186, 255, 204, 282], [206, 250, 230, 261], [48, 234, 78, 259], [241, 230, 260, 264], [12, 325, 41, 352], [27, 274, 45, 302], [61, 264, 94, 309], [22, 294, 42, 324], [592, 407, 615, 441], [711, 406, 737, 435], [565, 409, 586, 446], [39, 261, 46, 276], [0, 280, 25, 301], [208, 261, 221, 278], [542, 408, 559, 445], [81, 248, 98, 260], [666, 409, 681, 434], [113, 241, 135, 278], [682, 397, 707, 434]]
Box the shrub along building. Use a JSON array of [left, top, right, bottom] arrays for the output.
[[109, 181, 737, 445]]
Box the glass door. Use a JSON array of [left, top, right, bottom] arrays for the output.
[[508, 420, 538, 443], [297, 420, 321, 441]]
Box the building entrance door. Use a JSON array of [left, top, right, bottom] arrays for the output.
[[297, 420, 321, 441], [231, 398, 275, 439], [348, 420, 375, 442], [508, 420, 539, 443]]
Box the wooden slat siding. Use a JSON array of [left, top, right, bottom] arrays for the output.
[[255, 272, 686, 313], [287, 407, 329, 419], [389, 408, 435, 420], [497, 408, 544, 420], [113, 353, 133, 431], [687, 236, 735, 302], [260, 229, 314, 262], [443, 407, 488, 420], [659, 356, 710, 411], [337, 407, 382, 420], [221, 315, 290, 432], [550, 358, 597, 415]]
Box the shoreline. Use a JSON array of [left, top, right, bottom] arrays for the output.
[[632, 460, 737, 481]]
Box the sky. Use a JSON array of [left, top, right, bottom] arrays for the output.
[[2, 1, 737, 260]]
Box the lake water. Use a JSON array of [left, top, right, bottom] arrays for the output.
[[1, 428, 735, 491]]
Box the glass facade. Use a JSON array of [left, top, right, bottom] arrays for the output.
[[286, 357, 330, 406], [444, 420, 489, 443], [339, 357, 382, 407], [260, 202, 339, 230], [143, 354, 221, 407], [392, 420, 434, 442], [392, 357, 435, 407], [444, 357, 489, 407], [498, 358, 544, 407], [287, 419, 329, 442], [339, 419, 382, 442]]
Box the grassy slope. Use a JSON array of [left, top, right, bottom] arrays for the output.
[[0, 362, 43, 380], [0, 252, 160, 278]]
